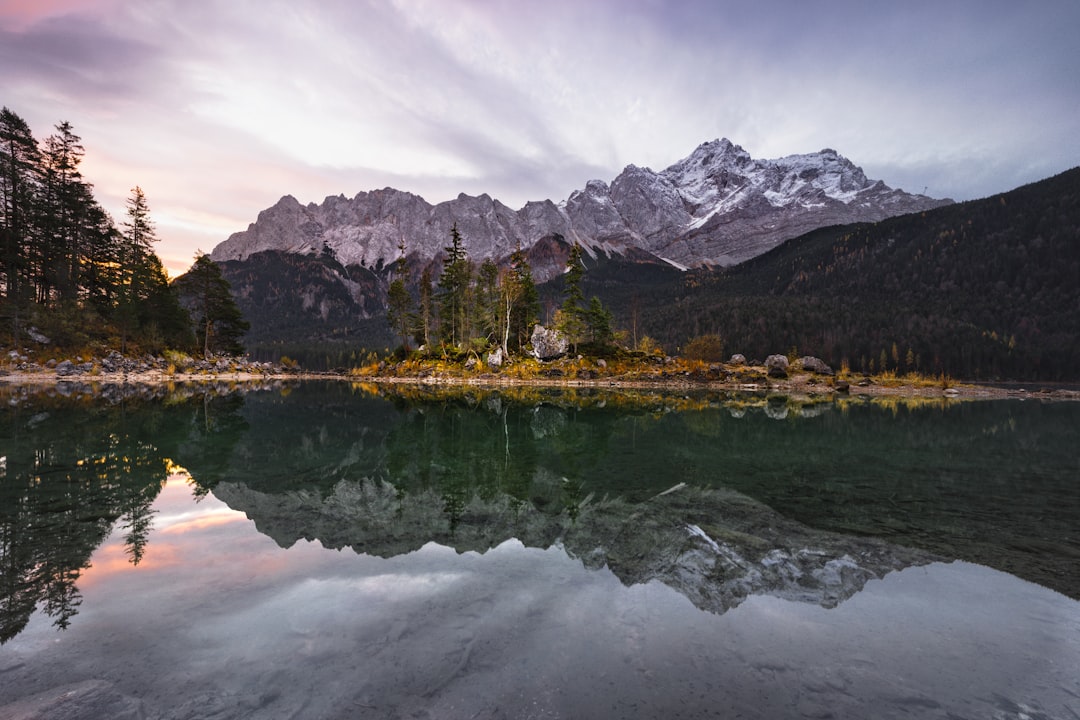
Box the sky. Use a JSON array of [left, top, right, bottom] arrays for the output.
[[2, 0, 1078, 276]]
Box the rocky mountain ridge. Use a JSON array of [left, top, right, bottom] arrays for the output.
[[210, 139, 950, 278]]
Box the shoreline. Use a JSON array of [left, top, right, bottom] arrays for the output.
[[1, 366, 1077, 401]]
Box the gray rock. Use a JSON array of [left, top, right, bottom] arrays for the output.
[[464, 356, 478, 371], [26, 326, 50, 344], [765, 354, 789, 378], [529, 325, 568, 361], [729, 354, 746, 365], [486, 347, 504, 369], [55, 360, 76, 376], [799, 356, 833, 375]]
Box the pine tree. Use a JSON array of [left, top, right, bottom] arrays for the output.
[[386, 238, 414, 350], [80, 200, 122, 313], [507, 245, 539, 352], [416, 266, 434, 349], [0, 108, 196, 354], [174, 253, 249, 358], [115, 186, 157, 351], [136, 253, 193, 352], [437, 223, 471, 347], [0, 107, 41, 342], [122, 185, 155, 255], [37, 121, 89, 303], [586, 295, 613, 345], [475, 257, 500, 344], [558, 242, 587, 353]]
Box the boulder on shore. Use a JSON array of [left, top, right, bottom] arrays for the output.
[[765, 354, 789, 379], [799, 356, 833, 375], [529, 325, 568, 361]]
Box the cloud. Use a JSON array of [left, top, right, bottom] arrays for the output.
[[1, 0, 1078, 274]]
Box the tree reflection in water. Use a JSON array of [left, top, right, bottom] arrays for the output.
[[0, 387, 249, 642], [3, 381, 1080, 643]]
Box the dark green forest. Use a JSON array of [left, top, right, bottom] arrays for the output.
[[217, 248, 392, 367]]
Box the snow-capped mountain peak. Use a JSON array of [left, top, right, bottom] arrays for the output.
[[211, 139, 950, 275]]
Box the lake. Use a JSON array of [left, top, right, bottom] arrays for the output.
[[1, 381, 1078, 719]]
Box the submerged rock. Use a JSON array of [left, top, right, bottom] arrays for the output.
[[0, 679, 144, 720]]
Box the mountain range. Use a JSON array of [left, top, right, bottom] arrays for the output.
[[210, 139, 949, 280], [201, 139, 1079, 379]]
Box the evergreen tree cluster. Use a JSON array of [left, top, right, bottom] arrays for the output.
[[0, 106, 246, 356], [555, 241, 614, 353], [172, 254, 250, 358], [386, 223, 544, 358], [1, 107, 179, 350]]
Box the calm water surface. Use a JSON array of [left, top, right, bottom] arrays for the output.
[[1, 382, 1078, 719]]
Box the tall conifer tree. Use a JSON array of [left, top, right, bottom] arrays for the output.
[[506, 245, 539, 352], [437, 223, 471, 347], [174, 253, 249, 358], [0, 107, 41, 342], [386, 238, 414, 350]]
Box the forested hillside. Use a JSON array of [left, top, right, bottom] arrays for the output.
[[617, 168, 1080, 380], [217, 249, 392, 366]]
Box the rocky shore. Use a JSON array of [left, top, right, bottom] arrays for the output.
[[1, 349, 1077, 401]]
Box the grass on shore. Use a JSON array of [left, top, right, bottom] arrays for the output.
[[346, 348, 956, 391]]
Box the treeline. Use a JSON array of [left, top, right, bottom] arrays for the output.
[[0, 106, 246, 356], [387, 227, 615, 359]]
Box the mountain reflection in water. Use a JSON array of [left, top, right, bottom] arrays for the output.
[[2, 381, 1080, 638], [2, 381, 1080, 719]]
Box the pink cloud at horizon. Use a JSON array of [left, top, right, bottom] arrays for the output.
[[0, 0, 119, 30]]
